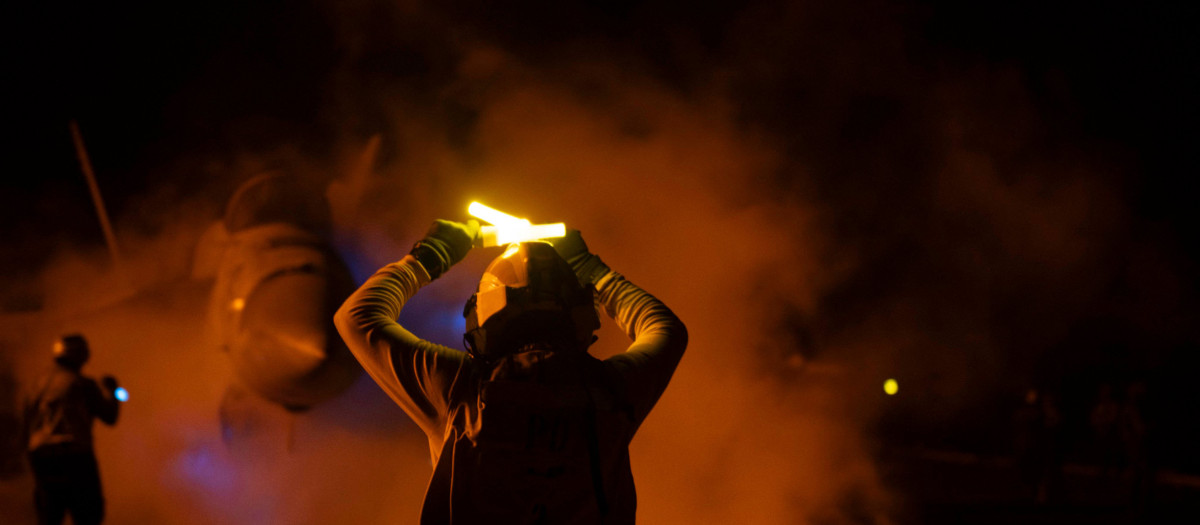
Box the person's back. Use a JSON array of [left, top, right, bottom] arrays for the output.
[[22, 334, 120, 525], [26, 368, 115, 452], [336, 221, 687, 524], [432, 344, 644, 524]]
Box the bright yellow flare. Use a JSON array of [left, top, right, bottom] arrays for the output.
[[469, 202, 529, 228], [469, 202, 566, 246], [883, 378, 899, 396]]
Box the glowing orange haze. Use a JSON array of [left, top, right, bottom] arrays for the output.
[[1, 65, 896, 524], [5, 10, 1128, 518], [16, 0, 1181, 521]]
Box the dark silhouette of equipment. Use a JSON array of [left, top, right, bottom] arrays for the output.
[[199, 173, 361, 442]]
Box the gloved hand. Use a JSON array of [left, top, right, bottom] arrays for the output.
[[410, 219, 480, 280], [101, 375, 119, 392], [548, 229, 610, 287]]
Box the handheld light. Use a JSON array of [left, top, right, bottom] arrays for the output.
[[468, 202, 566, 247], [114, 387, 129, 402], [468, 202, 528, 228]]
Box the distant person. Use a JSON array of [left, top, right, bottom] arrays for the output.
[[1036, 390, 1066, 503], [21, 334, 121, 525], [336, 220, 688, 523], [1118, 380, 1152, 512], [1013, 388, 1043, 499], [1089, 383, 1122, 477], [1012, 387, 1064, 503]]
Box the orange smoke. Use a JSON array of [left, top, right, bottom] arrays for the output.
[[1, 1, 1146, 524]]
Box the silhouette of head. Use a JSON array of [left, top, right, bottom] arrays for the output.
[[53, 334, 90, 370], [463, 242, 599, 359]]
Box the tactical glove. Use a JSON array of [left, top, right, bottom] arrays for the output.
[[549, 229, 610, 287], [411, 219, 480, 280]]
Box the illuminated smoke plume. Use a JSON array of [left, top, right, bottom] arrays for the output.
[[3, 1, 1184, 524]]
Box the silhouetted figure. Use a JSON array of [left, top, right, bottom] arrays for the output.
[[1012, 388, 1064, 504], [21, 335, 120, 525], [1089, 383, 1122, 478], [1013, 388, 1043, 498], [1118, 380, 1152, 514], [1036, 391, 1066, 503], [336, 221, 687, 524]]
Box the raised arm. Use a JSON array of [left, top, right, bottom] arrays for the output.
[[549, 231, 688, 424], [94, 376, 121, 425], [334, 220, 479, 437], [594, 271, 688, 423]]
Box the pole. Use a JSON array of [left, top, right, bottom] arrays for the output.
[[69, 120, 126, 277]]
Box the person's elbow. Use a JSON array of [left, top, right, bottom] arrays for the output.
[[334, 297, 390, 357], [652, 310, 687, 359], [672, 317, 688, 351], [334, 294, 376, 343], [669, 316, 688, 357]]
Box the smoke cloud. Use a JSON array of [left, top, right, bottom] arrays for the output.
[[4, 0, 1192, 523]]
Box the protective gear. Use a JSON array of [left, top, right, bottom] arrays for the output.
[[463, 242, 600, 359], [410, 219, 480, 280], [52, 335, 90, 370], [548, 229, 611, 287]]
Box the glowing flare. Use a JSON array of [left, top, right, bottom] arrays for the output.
[[526, 222, 566, 239], [469, 202, 528, 228], [469, 202, 566, 246], [883, 379, 899, 396], [114, 387, 129, 402], [483, 223, 567, 245]]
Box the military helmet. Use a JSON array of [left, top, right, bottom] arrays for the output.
[[53, 334, 90, 369], [463, 242, 599, 359]]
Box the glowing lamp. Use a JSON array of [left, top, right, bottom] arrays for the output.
[[468, 201, 566, 247], [114, 387, 129, 402], [883, 379, 899, 396]]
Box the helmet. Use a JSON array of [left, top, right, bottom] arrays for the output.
[[53, 334, 90, 369], [463, 242, 599, 359]]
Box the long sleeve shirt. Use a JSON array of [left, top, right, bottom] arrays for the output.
[[23, 368, 119, 454], [335, 255, 686, 524]]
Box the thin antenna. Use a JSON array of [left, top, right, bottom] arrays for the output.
[[69, 120, 126, 277]]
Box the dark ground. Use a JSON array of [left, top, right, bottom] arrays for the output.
[[4, 446, 1198, 524], [881, 447, 1200, 525]]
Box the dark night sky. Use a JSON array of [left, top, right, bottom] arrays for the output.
[[6, 1, 1196, 258], [6, 1, 1196, 237], [4, 0, 1199, 469]]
